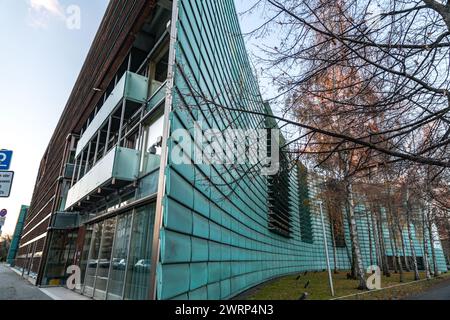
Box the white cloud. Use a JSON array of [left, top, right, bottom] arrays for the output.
[[29, 0, 64, 17], [27, 0, 66, 28]]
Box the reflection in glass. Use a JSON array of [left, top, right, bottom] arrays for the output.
[[107, 213, 132, 300], [93, 218, 116, 300], [42, 229, 77, 285], [83, 222, 103, 297], [139, 116, 163, 175], [124, 204, 156, 300], [79, 225, 93, 286]]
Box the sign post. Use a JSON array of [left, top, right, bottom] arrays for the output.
[[0, 150, 13, 170], [0, 209, 6, 238], [0, 171, 14, 198]]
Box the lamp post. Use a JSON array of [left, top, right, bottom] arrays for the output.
[[318, 200, 335, 296]]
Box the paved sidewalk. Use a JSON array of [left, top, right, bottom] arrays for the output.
[[39, 287, 91, 300], [408, 278, 450, 300], [0, 264, 50, 300]]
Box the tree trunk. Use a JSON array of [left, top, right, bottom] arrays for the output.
[[386, 194, 403, 282], [392, 227, 405, 283], [371, 209, 382, 268], [377, 213, 390, 276], [398, 226, 411, 272], [427, 210, 440, 277], [345, 180, 367, 290], [387, 223, 398, 273], [350, 240, 358, 279], [344, 204, 357, 279], [421, 207, 432, 280], [406, 217, 420, 280], [366, 211, 374, 266], [342, 231, 353, 274]]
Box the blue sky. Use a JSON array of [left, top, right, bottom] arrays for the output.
[[0, 0, 109, 235], [0, 0, 266, 236]]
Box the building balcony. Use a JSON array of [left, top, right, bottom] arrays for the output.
[[65, 146, 141, 210], [147, 80, 167, 112], [50, 211, 81, 230], [75, 71, 149, 157]]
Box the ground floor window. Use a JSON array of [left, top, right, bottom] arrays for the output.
[[42, 229, 78, 285], [107, 213, 132, 299], [80, 202, 156, 300], [123, 204, 155, 300]]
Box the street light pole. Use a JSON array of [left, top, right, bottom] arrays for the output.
[[318, 200, 335, 296]]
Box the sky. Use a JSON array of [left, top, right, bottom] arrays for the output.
[[0, 0, 268, 236], [0, 0, 110, 235]]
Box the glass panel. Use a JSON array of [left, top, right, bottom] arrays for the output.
[[124, 204, 156, 300], [93, 218, 116, 300], [83, 222, 103, 297], [79, 225, 93, 284], [139, 116, 164, 175], [146, 116, 164, 156], [107, 213, 132, 300], [137, 170, 159, 199], [42, 230, 77, 286]]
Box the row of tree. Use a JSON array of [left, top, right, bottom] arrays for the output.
[[240, 0, 450, 289], [320, 174, 449, 289], [184, 0, 450, 290]]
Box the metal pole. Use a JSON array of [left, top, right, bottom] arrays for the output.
[[84, 142, 92, 175], [77, 150, 84, 181], [71, 156, 79, 187], [319, 201, 335, 296], [117, 100, 126, 147], [104, 116, 112, 157], [93, 132, 101, 164]]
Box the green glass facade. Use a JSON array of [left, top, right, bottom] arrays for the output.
[[155, 0, 448, 299], [18, 0, 448, 300], [7, 205, 29, 265]]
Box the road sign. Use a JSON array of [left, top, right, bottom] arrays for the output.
[[0, 209, 6, 217], [0, 171, 14, 197], [0, 150, 13, 170]]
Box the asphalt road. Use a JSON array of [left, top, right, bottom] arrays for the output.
[[408, 278, 450, 300], [0, 264, 51, 300]]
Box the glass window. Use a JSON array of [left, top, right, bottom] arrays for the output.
[[83, 222, 103, 297], [93, 218, 116, 300], [146, 116, 164, 156], [137, 171, 159, 199], [79, 225, 93, 284], [42, 230, 77, 286], [107, 213, 132, 300], [139, 116, 163, 179], [124, 204, 156, 300]]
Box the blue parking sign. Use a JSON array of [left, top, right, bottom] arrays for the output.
[[0, 150, 13, 170]]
